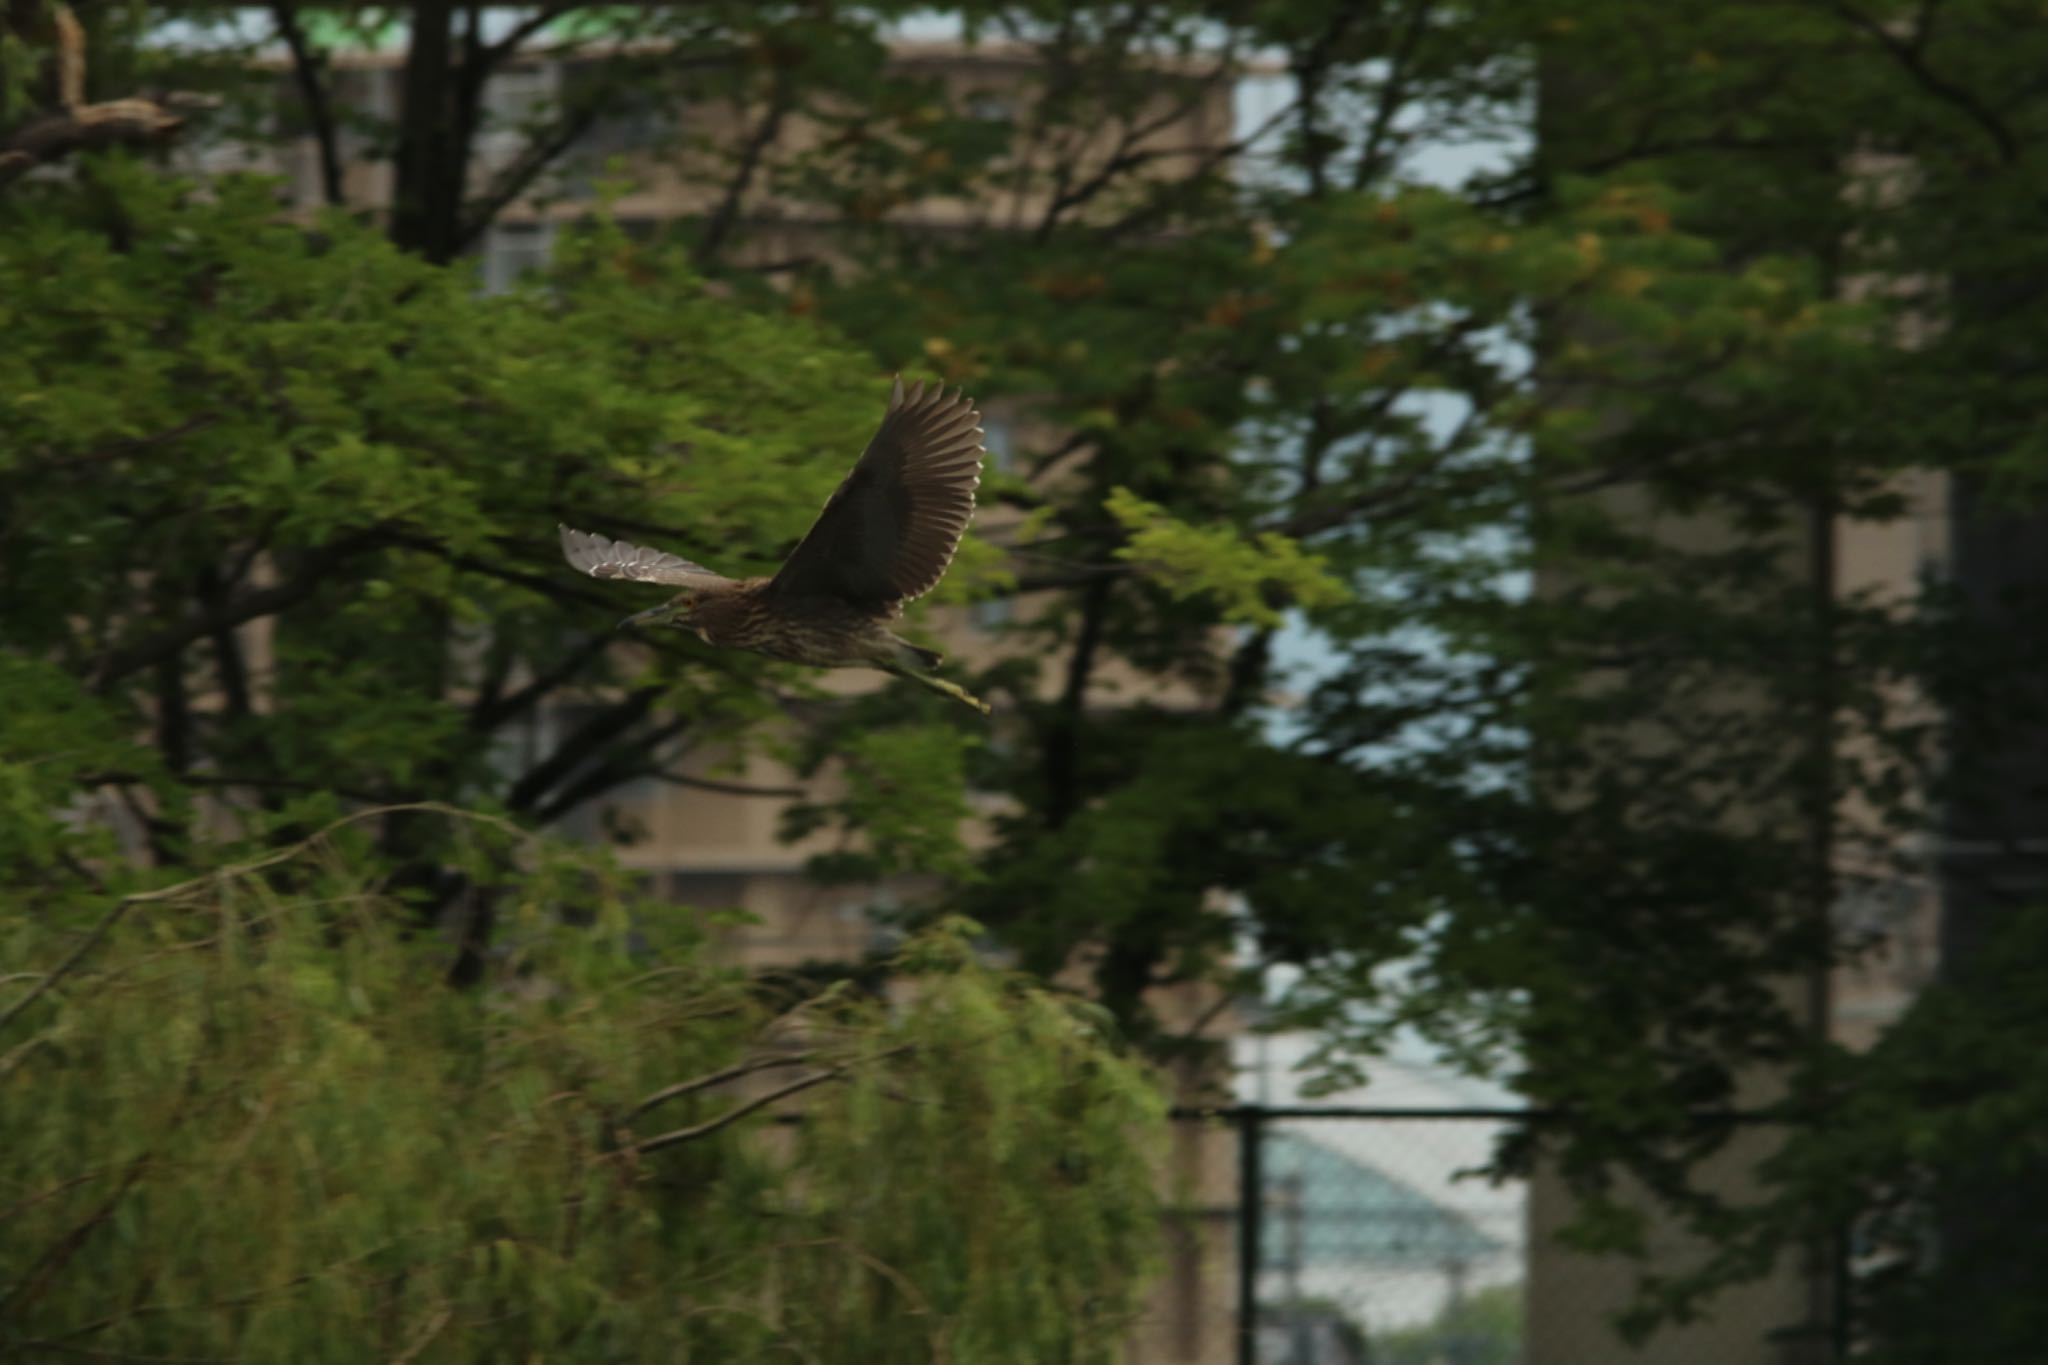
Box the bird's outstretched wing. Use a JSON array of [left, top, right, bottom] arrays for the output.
[[559, 526, 731, 590], [768, 378, 983, 607]]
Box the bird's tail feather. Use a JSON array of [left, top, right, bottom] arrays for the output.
[[896, 641, 944, 672]]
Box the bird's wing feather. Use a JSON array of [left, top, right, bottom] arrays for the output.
[[559, 526, 731, 589], [768, 377, 984, 607]]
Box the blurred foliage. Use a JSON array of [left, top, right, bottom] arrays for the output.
[[0, 815, 1162, 1360], [1601, 897, 2048, 1358], [1104, 486, 1348, 628], [1373, 1284, 1521, 1365]]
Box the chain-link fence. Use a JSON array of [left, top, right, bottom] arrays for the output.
[[1135, 1106, 1528, 1365], [1134, 1106, 1843, 1365]]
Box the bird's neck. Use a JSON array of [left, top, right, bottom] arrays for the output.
[[692, 581, 767, 645]]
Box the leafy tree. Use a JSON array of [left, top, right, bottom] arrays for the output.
[[1374, 1284, 1520, 1365], [1508, 2, 2048, 1353], [0, 812, 1162, 1360]]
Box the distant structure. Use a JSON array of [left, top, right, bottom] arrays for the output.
[[1240, 1031, 1528, 1361], [1261, 1132, 1502, 1327]]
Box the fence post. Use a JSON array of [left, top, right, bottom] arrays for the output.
[[1237, 1104, 1262, 1365], [1830, 1218, 1851, 1361]]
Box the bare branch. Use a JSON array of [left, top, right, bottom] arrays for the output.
[[1096, 94, 1300, 241]]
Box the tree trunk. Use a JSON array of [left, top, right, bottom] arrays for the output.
[[388, 1, 466, 262]]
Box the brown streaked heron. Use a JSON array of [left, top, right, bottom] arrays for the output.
[[560, 377, 991, 714]]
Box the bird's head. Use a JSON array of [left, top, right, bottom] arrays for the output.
[[618, 590, 704, 632]]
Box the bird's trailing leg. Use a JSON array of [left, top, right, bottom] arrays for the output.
[[881, 662, 992, 716]]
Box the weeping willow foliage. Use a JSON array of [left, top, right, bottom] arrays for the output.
[[0, 814, 1164, 1362]]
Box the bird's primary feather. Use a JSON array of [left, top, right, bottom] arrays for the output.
[[558, 526, 733, 590], [768, 377, 984, 608]]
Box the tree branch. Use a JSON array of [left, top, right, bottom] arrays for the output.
[[383, 529, 612, 610], [389, 1, 465, 261], [695, 74, 795, 268], [90, 534, 376, 692], [1825, 0, 2019, 164], [1044, 576, 1113, 827], [1288, 4, 1362, 198], [272, 2, 344, 206], [468, 632, 613, 732], [1351, 0, 1435, 190], [631, 1043, 919, 1155], [529, 713, 691, 823], [504, 686, 660, 813], [631, 1052, 816, 1120], [29, 413, 219, 477], [455, 53, 669, 255], [656, 772, 805, 800], [1032, 55, 1239, 240], [0, 898, 134, 1037], [480, 2, 583, 72], [635, 1069, 844, 1153]]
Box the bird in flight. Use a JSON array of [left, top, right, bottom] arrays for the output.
[[561, 377, 991, 714]]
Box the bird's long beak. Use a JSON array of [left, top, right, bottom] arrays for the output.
[[618, 604, 674, 631]]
